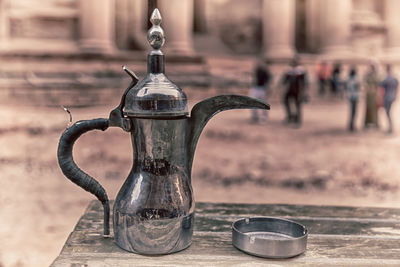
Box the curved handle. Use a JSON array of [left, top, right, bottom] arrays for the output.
[[57, 118, 110, 235]]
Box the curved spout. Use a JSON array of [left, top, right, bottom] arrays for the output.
[[187, 95, 270, 176]]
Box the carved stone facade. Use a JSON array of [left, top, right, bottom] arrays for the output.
[[0, 0, 80, 53], [0, 0, 399, 61], [211, 0, 399, 61]]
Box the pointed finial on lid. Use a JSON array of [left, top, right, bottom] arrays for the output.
[[150, 8, 162, 25], [147, 8, 165, 51]]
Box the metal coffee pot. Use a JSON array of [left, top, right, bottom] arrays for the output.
[[57, 9, 269, 255]]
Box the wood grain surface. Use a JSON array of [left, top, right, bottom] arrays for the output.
[[51, 201, 400, 266]]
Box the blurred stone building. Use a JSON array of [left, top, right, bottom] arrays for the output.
[[1, 0, 400, 107], [0, 0, 399, 61]]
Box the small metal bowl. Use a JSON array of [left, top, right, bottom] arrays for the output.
[[232, 217, 308, 258]]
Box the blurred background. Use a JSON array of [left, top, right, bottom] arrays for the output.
[[1, 0, 400, 266]]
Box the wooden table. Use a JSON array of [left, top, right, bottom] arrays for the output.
[[51, 200, 400, 266]]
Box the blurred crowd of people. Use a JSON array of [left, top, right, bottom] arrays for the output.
[[342, 63, 398, 133], [249, 58, 309, 127], [249, 59, 399, 134]]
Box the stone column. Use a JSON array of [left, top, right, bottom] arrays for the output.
[[158, 0, 195, 55], [262, 0, 296, 60], [321, 0, 352, 56], [79, 0, 115, 53], [115, 0, 129, 49], [194, 0, 207, 33], [128, 0, 146, 49], [385, 0, 400, 56], [0, 0, 9, 50], [305, 0, 321, 53], [115, 0, 145, 50]]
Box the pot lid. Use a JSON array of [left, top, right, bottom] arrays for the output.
[[123, 8, 189, 118]]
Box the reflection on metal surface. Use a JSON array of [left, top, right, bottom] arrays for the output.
[[147, 8, 165, 50], [113, 118, 194, 254], [232, 217, 307, 258], [130, 174, 143, 205], [57, 8, 270, 255], [61, 105, 72, 128]]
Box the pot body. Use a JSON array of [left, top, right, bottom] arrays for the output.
[[113, 117, 194, 254]]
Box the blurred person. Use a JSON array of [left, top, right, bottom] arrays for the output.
[[330, 62, 342, 96], [316, 61, 331, 96], [345, 67, 360, 132], [380, 64, 398, 134], [363, 64, 380, 129], [281, 58, 308, 127], [249, 59, 272, 123]]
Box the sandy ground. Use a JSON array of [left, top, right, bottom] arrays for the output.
[[1, 90, 400, 266]]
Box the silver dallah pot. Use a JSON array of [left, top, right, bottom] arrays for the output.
[[57, 9, 269, 255]]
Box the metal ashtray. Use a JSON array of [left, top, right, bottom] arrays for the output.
[[232, 217, 308, 258]]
